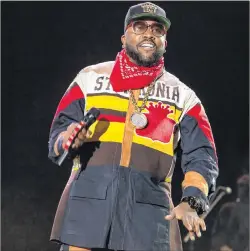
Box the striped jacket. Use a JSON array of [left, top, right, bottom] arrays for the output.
[[48, 61, 218, 251]]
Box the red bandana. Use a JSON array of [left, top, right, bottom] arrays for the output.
[[110, 49, 164, 92]]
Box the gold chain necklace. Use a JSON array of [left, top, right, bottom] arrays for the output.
[[129, 72, 163, 129], [129, 80, 155, 113]]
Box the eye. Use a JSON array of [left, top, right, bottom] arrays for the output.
[[152, 23, 165, 36], [133, 21, 147, 33]]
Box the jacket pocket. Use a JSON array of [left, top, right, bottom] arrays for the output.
[[70, 172, 111, 200], [135, 189, 169, 208], [134, 176, 169, 209]]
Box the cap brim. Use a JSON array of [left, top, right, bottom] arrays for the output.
[[130, 13, 171, 30]]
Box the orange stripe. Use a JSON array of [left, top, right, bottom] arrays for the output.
[[182, 171, 209, 196], [86, 94, 129, 112], [120, 89, 139, 167], [69, 246, 90, 251]]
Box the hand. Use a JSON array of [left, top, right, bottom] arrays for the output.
[[63, 122, 92, 149], [220, 245, 233, 251], [165, 202, 206, 241]]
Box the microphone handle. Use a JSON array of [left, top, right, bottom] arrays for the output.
[[57, 151, 68, 166], [57, 115, 96, 166]]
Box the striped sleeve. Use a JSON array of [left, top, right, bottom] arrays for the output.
[[179, 90, 219, 204], [48, 73, 86, 164]]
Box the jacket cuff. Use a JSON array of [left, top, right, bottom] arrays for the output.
[[182, 186, 209, 206]]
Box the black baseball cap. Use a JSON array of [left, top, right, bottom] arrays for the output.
[[124, 2, 171, 31]]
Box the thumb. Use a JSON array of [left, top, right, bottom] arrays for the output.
[[165, 210, 176, 221]]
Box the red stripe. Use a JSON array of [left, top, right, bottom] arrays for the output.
[[97, 114, 125, 123], [187, 104, 217, 157], [54, 84, 84, 118]]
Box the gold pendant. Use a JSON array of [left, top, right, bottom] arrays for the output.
[[130, 112, 148, 129]]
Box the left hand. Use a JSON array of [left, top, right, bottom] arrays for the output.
[[165, 202, 206, 241]]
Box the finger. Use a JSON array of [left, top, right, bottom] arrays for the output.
[[80, 121, 87, 127], [182, 217, 193, 232], [74, 138, 84, 147], [67, 123, 78, 133], [189, 231, 195, 241], [78, 131, 87, 140], [81, 127, 87, 134], [194, 219, 202, 238], [199, 218, 206, 231], [165, 211, 176, 221]]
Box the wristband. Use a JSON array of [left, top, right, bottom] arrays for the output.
[[181, 196, 208, 215]]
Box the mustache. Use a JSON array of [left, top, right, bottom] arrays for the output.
[[137, 39, 156, 47]]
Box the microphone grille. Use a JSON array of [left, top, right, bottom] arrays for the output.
[[87, 107, 100, 118], [226, 187, 232, 194]]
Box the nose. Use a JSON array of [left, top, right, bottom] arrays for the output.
[[143, 25, 155, 39]]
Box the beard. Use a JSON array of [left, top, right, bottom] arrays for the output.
[[125, 43, 165, 67]]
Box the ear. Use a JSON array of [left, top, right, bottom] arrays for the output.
[[165, 40, 168, 48], [121, 34, 126, 48]]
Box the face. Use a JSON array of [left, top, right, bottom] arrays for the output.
[[237, 183, 249, 202], [121, 19, 167, 67]]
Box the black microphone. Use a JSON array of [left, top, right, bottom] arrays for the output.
[[57, 107, 100, 166], [210, 186, 232, 204]]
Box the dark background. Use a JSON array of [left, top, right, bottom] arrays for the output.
[[2, 1, 249, 251]]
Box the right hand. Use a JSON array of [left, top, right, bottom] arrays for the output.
[[63, 122, 92, 149]]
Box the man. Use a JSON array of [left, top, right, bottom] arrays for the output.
[[48, 2, 218, 251], [211, 174, 249, 251]]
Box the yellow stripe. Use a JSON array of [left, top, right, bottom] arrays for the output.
[[165, 177, 172, 183], [71, 156, 81, 172], [72, 167, 80, 171], [87, 95, 129, 112], [88, 121, 124, 142]]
